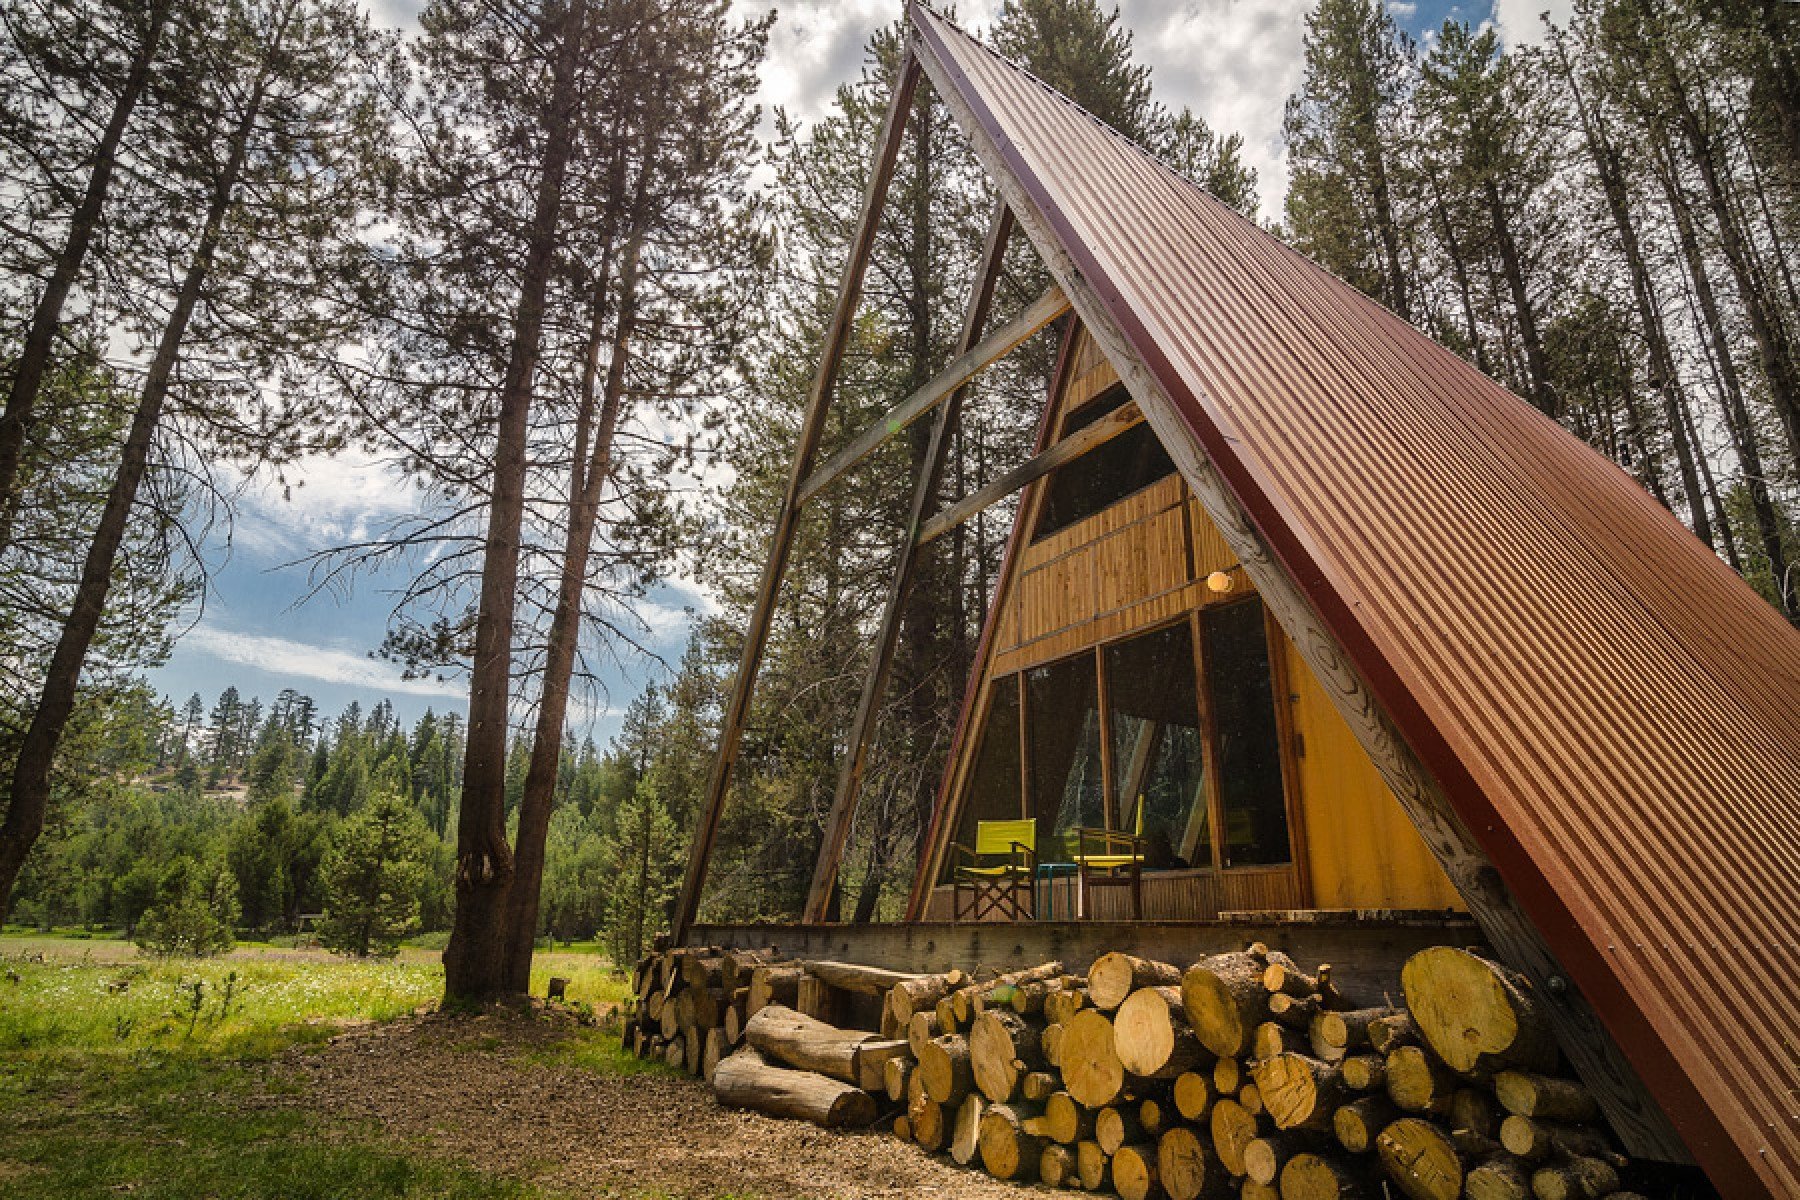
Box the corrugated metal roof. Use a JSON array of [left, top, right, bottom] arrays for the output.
[[907, 6, 1800, 1195]]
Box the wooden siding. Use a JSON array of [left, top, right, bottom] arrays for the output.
[[1280, 630, 1464, 911], [932, 322, 1466, 921]]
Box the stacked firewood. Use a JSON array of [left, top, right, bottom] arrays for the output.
[[624, 943, 1651, 1200]]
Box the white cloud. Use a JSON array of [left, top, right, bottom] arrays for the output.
[[1490, 0, 1574, 46], [230, 447, 424, 558], [1123, 0, 1311, 208], [185, 626, 467, 699], [1389, 1, 1418, 17]]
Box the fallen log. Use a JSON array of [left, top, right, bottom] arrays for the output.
[[1157, 1124, 1223, 1200], [883, 1055, 912, 1104], [1116, 984, 1208, 1079], [1253, 1052, 1344, 1133], [1061, 1008, 1126, 1107], [712, 1046, 877, 1129], [1252, 1020, 1307, 1062], [1463, 1156, 1530, 1200], [978, 1102, 1045, 1181], [804, 960, 927, 996], [1209, 1097, 1259, 1177], [951, 1092, 985, 1165], [1045, 1090, 1095, 1144], [743, 1004, 876, 1083], [970, 1008, 1046, 1102], [1310, 1005, 1392, 1061], [850, 1039, 910, 1092], [1173, 1070, 1213, 1120], [1497, 1115, 1617, 1164], [1366, 1011, 1417, 1053], [1088, 952, 1183, 1010], [1332, 1094, 1398, 1154], [1280, 1151, 1370, 1200], [886, 968, 968, 1026], [1385, 1044, 1457, 1115], [1095, 1104, 1145, 1155], [1182, 951, 1268, 1058], [909, 1088, 947, 1152], [906, 1010, 940, 1059], [1244, 1131, 1305, 1186], [1493, 1071, 1599, 1122], [702, 1027, 728, 1083], [1340, 1053, 1384, 1092], [1111, 1142, 1160, 1200], [1528, 1156, 1619, 1200], [918, 1032, 974, 1106], [1039, 1143, 1077, 1187], [747, 965, 804, 1016], [1375, 1116, 1463, 1200], [1077, 1139, 1111, 1191], [1401, 948, 1557, 1075]]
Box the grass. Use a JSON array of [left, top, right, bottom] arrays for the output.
[[0, 933, 646, 1199]]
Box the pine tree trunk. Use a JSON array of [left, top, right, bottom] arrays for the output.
[[0, 0, 175, 551], [499, 212, 643, 996], [1655, 36, 1800, 469], [444, 0, 588, 1005], [0, 59, 269, 924], [1655, 131, 1796, 614], [1564, 73, 1715, 547]]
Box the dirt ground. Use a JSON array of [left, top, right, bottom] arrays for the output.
[[260, 1009, 1042, 1200]]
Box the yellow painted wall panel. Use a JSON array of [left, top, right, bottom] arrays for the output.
[[1278, 632, 1464, 911]]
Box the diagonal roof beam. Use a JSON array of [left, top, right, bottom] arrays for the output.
[[796, 285, 1068, 507], [916, 401, 1142, 545]]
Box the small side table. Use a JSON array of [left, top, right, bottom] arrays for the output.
[[1036, 862, 1079, 921]]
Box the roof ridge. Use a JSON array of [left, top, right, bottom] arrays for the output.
[[911, 2, 1237, 212]]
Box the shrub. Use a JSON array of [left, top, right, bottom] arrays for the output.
[[134, 857, 239, 958]]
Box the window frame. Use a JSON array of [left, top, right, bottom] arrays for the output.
[[952, 604, 1304, 877]]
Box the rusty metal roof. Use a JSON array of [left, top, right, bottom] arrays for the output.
[[908, 6, 1800, 1195]]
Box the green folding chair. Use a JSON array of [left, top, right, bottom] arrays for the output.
[[950, 818, 1038, 922]]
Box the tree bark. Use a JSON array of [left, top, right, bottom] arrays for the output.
[[443, 0, 588, 1006], [0, 0, 174, 551], [1655, 133, 1795, 615], [500, 213, 643, 996], [712, 1045, 877, 1128], [0, 39, 268, 925], [1557, 43, 1716, 547]]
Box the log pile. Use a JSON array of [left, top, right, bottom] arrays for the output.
[[624, 943, 1651, 1200]]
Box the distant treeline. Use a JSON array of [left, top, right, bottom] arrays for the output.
[[7, 653, 714, 963]]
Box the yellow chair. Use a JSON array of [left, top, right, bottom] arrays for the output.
[[1072, 795, 1147, 919], [950, 818, 1038, 922]]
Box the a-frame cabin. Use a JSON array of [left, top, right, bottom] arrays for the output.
[[910, 318, 1464, 924], [671, 6, 1800, 1196]]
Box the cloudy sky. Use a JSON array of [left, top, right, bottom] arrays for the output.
[[149, 0, 1571, 741]]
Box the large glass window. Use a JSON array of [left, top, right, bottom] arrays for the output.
[[1033, 385, 1176, 541], [1105, 624, 1208, 868], [946, 681, 1023, 875], [1203, 598, 1292, 867], [1026, 655, 1104, 859]]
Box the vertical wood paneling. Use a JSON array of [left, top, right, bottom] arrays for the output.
[[1280, 628, 1464, 911]]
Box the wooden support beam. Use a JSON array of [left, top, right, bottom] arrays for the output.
[[801, 202, 1019, 924], [796, 285, 1068, 506], [670, 50, 922, 949], [915, 402, 1142, 545], [910, 17, 1687, 1165]]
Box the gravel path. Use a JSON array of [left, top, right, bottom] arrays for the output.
[[261, 1009, 1043, 1199]]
